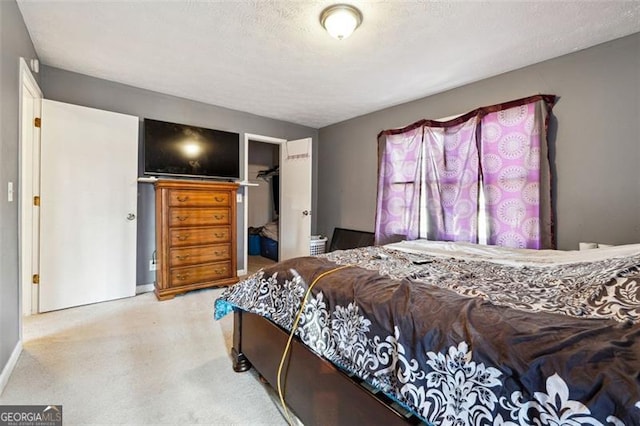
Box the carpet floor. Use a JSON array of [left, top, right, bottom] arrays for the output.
[[0, 287, 290, 425]]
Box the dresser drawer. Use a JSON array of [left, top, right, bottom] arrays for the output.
[[169, 208, 230, 227], [169, 226, 230, 247], [168, 190, 230, 207], [169, 244, 231, 267], [170, 262, 232, 287]]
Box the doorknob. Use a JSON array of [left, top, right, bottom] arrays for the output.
[[127, 213, 136, 221], [302, 210, 310, 216]]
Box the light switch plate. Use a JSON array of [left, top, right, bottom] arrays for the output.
[[7, 182, 14, 202]]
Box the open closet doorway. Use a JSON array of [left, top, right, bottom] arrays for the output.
[[246, 138, 281, 274], [241, 133, 312, 276]]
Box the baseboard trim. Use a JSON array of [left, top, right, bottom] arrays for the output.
[[136, 283, 155, 294], [237, 269, 247, 277], [0, 341, 22, 396]]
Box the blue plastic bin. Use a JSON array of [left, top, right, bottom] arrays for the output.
[[248, 234, 261, 255], [260, 237, 278, 261]]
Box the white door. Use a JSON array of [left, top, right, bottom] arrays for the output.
[[279, 138, 312, 260], [39, 100, 138, 312]]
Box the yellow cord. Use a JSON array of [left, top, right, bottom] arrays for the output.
[[276, 265, 352, 425]]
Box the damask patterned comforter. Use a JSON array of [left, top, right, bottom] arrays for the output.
[[215, 241, 640, 425]]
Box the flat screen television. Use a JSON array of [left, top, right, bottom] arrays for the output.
[[144, 118, 240, 180]]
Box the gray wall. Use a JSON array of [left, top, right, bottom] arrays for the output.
[[39, 65, 317, 285], [0, 0, 39, 380], [318, 33, 640, 250], [248, 140, 279, 166]]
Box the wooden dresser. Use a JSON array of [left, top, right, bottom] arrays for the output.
[[154, 180, 239, 300]]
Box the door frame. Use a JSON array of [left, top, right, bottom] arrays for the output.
[[18, 57, 43, 322], [241, 133, 286, 275]]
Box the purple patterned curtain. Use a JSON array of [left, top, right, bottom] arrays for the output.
[[423, 116, 479, 243], [375, 95, 556, 249], [374, 126, 423, 245], [480, 100, 553, 248]]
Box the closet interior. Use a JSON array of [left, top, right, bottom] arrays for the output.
[[247, 140, 280, 273]]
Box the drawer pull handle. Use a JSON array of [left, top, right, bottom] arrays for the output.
[[214, 196, 225, 202], [176, 215, 189, 221], [214, 233, 225, 238], [214, 251, 226, 256], [214, 268, 226, 275], [214, 215, 225, 220], [176, 255, 190, 260], [177, 195, 189, 202], [176, 273, 190, 281], [177, 234, 190, 241]]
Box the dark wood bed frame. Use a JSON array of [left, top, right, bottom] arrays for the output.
[[232, 310, 421, 425]]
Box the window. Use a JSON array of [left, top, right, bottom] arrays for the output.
[[375, 95, 556, 249]]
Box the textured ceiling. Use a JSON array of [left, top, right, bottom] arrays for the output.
[[17, 1, 640, 128]]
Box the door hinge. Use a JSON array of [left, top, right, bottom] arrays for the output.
[[34, 117, 41, 128], [32, 274, 40, 285], [33, 195, 40, 206]]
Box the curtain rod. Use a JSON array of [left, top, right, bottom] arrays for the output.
[[377, 94, 556, 139]]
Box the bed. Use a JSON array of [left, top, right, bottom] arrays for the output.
[[215, 240, 640, 425]]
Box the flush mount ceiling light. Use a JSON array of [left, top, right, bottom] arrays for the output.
[[320, 4, 363, 40]]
